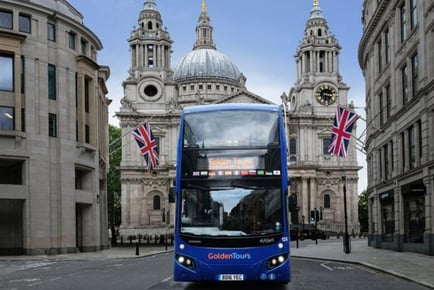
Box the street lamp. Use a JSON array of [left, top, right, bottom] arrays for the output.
[[342, 176, 351, 254]]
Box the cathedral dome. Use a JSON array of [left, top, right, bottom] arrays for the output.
[[173, 48, 241, 83]]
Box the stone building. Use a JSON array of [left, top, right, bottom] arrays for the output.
[[116, 0, 272, 237], [359, 0, 434, 255], [117, 0, 360, 237], [0, 0, 110, 255]]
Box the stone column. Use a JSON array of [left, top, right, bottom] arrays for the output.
[[373, 192, 381, 246], [394, 184, 403, 251], [302, 177, 309, 222], [423, 175, 433, 254]]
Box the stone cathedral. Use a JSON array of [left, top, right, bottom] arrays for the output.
[[116, 0, 360, 237]]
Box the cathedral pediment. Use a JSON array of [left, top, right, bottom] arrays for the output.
[[214, 90, 275, 105]]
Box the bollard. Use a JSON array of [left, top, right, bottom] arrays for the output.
[[136, 242, 139, 256], [296, 229, 300, 248]]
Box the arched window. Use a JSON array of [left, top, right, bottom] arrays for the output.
[[153, 195, 161, 210], [324, 194, 331, 208], [318, 29, 322, 37], [148, 21, 153, 30]]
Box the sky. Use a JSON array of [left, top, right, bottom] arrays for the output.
[[66, 0, 367, 193]]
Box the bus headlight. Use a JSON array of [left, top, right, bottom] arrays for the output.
[[266, 253, 288, 270], [176, 253, 196, 270]]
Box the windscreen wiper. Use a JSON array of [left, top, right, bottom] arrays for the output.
[[230, 182, 265, 190]]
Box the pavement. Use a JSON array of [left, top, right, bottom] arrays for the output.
[[291, 238, 434, 289], [1, 238, 433, 289]]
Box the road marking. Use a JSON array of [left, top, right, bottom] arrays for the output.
[[18, 262, 56, 271], [320, 263, 334, 271], [8, 278, 41, 283], [161, 276, 172, 283], [335, 266, 354, 270]]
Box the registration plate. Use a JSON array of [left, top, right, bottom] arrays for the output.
[[218, 274, 244, 281]]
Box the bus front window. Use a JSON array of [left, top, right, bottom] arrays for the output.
[[180, 187, 282, 236]]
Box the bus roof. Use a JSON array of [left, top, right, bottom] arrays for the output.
[[182, 103, 281, 114]]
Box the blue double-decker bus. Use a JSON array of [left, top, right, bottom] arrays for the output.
[[173, 103, 291, 284]]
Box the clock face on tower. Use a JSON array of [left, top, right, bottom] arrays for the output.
[[315, 85, 337, 106]]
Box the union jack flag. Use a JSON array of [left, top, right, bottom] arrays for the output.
[[327, 105, 360, 158], [132, 121, 159, 171]]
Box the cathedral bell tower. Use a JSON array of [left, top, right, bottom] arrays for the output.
[[289, 0, 349, 115], [285, 0, 360, 234], [121, 0, 175, 112], [117, 0, 178, 237]]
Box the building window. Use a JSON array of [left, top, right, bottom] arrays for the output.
[[48, 113, 57, 137], [417, 120, 422, 159], [402, 65, 408, 105], [48, 64, 56, 100], [75, 73, 78, 108], [323, 137, 331, 155], [81, 38, 88, 55], [20, 56, 25, 94], [385, 29, 390, 64], [148, 57, 154, 67], [76, 120, 78, 141], [411, 54, 418, 98], [323, 194, 330, 209], [153, 195, 161, 210], [379, 91, 384, 126], [385, 84, 391, 120], [85, 124, 90, 143], [403, 189, 425, 243], [384, 143, 389, 179], [0, 54, 14, 92], [19, 14, 31, 33], [207, 84, 211, 90], [21, 108, 25, 132], [84, 78, 90, 112], [408, 125, 416, 169], [0, 106, 14, 130], [410, 0, 418, 30], [91, 46, 96, 60], [147, 44, 154, 67], [380, 193, 394, 242], [154, 137, 160, 155], [400, 4, 407, 42], [289, 138, 297, 155], [401, 132, 406, 171], [377, 39, 382, 73], [75, 168, 92, 190], [0, 159, 24, 185], [68, 32, 76, 50], [47, 22, 56, 41], [319, 51, 325, 72], [0, 10, 12, 29], [378, 148, 383, 180], [390, 140, 394, 173]]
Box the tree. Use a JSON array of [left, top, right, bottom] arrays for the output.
[[108, 125, 122, 244], [358, 190, 368, 233]]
